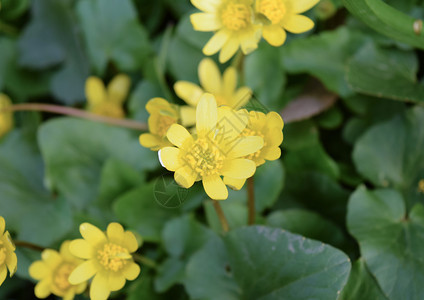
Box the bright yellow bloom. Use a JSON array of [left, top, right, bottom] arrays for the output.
[[68, 222, 140, 300], [174, 58, 252, 126], [255, 0, 319, 46], [0, 216, 17, 287], [191, 0, 261, 63], [224, 110, 283, 190], [29, 241, 87, 300], [139, 98, 180, 151], [158, 93, 264, 200], [0, 94, 14, 138], [85, 74, 131, 118]]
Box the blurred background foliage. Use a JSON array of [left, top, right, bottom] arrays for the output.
[[0, 0, 424, 299]]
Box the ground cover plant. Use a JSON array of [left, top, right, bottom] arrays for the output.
[[0, 0, 424, 299]]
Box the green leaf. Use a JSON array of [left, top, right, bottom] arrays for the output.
[[347, 187, 424, 300], [76, 0, 153, 75], [339, 259, 388, 300], [18, 0, 89, 104], [185, 226, 351, 300], [353, 107, 424, 208], [346, 42, 424, 103], [38, 118, 157, 209], [281, 27, 367, 97], [343, 0, 424, 49], [0, 0, 29, 20], [266, 209, 347, 249]]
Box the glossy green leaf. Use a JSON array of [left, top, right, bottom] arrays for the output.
[[347, 187, 424, 300], [185, 226, 351, 300]]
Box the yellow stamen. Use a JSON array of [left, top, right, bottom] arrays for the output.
[[258, 0, 286, 24], [97, 243, 131, 272], [184, 139, 224, 177], [221, 2, 251, 31], [53, 263, 75, 291]]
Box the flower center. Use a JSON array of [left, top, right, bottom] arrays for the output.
[[97, 243, 131, 272], [184, 138, 225, 177], [53, 263, 75, 291], [155, 115, 177, 137], [242, 128, 265, 159], [221, 2, 251, 31], [0, 245, 6, 265], [258, 0, 286, 24]]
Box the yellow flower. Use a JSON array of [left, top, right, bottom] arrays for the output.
[[255, 0, 319, 46], [68, 222, 140, 300], [224, 110, 284, 190], [85, 74, 131, 119], [0, 94, 14, 138], [174, 58, 252, 126], [29, 241, 87, 300], [0, 216, 17, 287], [158, 93, 264, 200], [139, 98, 180, 151], [191, 0, 261, 63]]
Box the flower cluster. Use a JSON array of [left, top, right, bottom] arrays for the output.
[[191, 0, 320, 62]]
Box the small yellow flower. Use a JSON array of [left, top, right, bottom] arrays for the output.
[[0, 216, 17, 287], [139, 98, 180, 151], [159, 93, 264, 200], [174, 58, 252, 126], [224, 110, 283, 190], [29, 241, 87, 300], [418, 179, 424, 194], [68, 222, 141, 300], [85, 74, 131, 119], [0, 94, 14, 138], [191, 0, 261, 62], [255, 0, 319, 46]]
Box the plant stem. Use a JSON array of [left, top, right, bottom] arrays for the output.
[[133, 254, 157, 269], [247, 176, 255, 225], [212, 200, 229, 232], [14, 241, 45, 252], [5, 103, 147, 131]]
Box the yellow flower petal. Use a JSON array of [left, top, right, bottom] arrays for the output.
[[239, 29, 260, 54], [123, 263, 141, 280], [123, 231, 139, 253], [41, 249, 62, 269], [221, 159, 256, 179], [0, 265, 7, 286], [69, 239, 94, 259], [107, 74, 131, 104], [190, 13, 221, 31], [145, 97, 176, 115], [139, 133, 166, 150], [29, 261, 49, 280], [262, 146, 281, 161], [34, 279, 52, 299], [223, 177, 246, 190], [90, 273, 110, 300], [191, 0, 220, 13], [227, 136, 264, 158], [159, 147, 182, 171], [85, 77, 106, 106], [283, 14, 314, 33], [266, 128, 284, 146], [203, 175, 228, 200], [167, 124, 193, 148], [262, 25, 287, 47], [80, 223, 107, 247], [199, 58, 222, 94], [203, 29, 229, 56], [68, 260, 97, 285], [174, 81, 203, 106], [109, 272, 126, 292], [291, 0, 320, 14], [196, 93, 217, 134], [222, 66, 237, 97], [5, 252, 17, 276], [180, 106, 197, 127], [219, 37, 239, 63], [175, 166, 197, 189], [216, 107, 249, 144], [233, 87, 252, 108], [0, 217, 4, 234], [107, 222, 124, 245]]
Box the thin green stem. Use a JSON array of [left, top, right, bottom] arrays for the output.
[[133, 254, 157, 269], [212, 200, 229, 232], [247, 176, 255, 225], [5, 103, 147, 131], [14, 240, 45, 252]]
